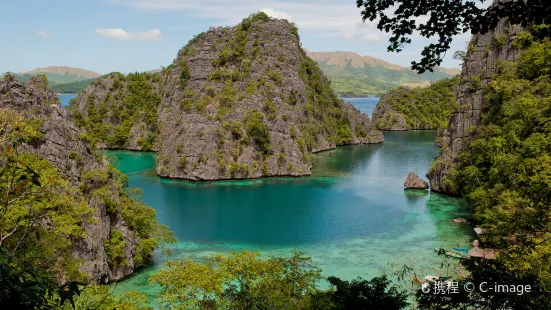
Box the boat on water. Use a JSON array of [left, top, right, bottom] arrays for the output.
[[452, 247, 469, 254], [434, 248, 469, 259]]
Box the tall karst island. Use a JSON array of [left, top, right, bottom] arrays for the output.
[[0, 75, 170, 284], [70, 13, 383, 181]]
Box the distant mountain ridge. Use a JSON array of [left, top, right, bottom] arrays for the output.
[[305, 50, 460, 97], [305, 50, 460, 75], [6, 66, 101, 93], [18, 66, 101, 79]]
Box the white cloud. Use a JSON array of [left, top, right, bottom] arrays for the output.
[[261, 8, 292, 21], [37, 30, 51, 38], [104, 0, 466, 67], [361, 33, 380, 43], [107, 0, 371, 33], [95, 28, 163, 42], [321, 31, 355, 41]]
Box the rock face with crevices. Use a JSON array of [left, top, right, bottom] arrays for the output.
[[404, 172, 429, 190], [428, 15, 524, 193], [0, 75, 152, 283], [372, 76, 459, 131], [71, 14, 383, 181]]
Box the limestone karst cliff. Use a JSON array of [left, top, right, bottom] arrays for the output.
[[371, 76, 458, 131], [0, 74, 166, 283], [427, 18, 524, 193], [70, 13, 383, 181]]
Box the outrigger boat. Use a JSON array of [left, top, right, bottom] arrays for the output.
[[434, 248, 469, 259], [452, 247, 469, 254]]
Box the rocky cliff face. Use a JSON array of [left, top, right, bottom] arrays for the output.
[[372, 76, 458, 131], [371, 89, 410, 131], [428, 18, 524, 193], [0, 75, 155, 283], [71, 14, 383, 181]]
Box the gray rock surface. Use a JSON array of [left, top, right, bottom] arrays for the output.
[[404, 172, 429, 190], [72, 17, 384, 181], [0, 75, 141, 283], [371, 90, 409, 131], [428, 14, 524, 193]]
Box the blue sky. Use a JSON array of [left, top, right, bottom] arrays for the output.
[[0, 0, 473, 74]]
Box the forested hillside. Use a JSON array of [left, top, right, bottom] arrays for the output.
[[307, 51, 459, 96], [372, 76, 459, 130]]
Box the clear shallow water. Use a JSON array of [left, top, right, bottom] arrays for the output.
[[58, 94, 77, 107], [342, 97, 379, 116], [108, 130, 474, 296]]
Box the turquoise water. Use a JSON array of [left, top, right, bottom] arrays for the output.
[[107, 130, 474, 296], [342, 97, 379, 116], [58, 94, 77, 107]]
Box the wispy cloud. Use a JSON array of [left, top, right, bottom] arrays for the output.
[[104, 0, 470, 67], [37, 30, 51, 38], [95, 28, 163, 42], [105, 0, 381, 42], [361, 33, 380, 43]]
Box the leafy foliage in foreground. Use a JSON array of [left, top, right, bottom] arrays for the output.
[[356, 0, 551, 73], [151, 250, 321, 309], [432, 30, 551, 290], [67, 250, 408, 310], [416, 256, 551, 309], [0, 108, 172, 309]]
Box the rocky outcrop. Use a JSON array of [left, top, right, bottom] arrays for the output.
[[372, 89, 409, 131], [372, 76, 458, 131], [71, 14, 383, 181], [0, 75, 153, 283], [404, 172, 429, 190], [427, 16, 524, 193]]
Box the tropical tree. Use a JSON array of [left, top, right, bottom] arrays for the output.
[[151, 250, 322, 309], [356, 0, 551, 72], [0, 108, 87, 308]]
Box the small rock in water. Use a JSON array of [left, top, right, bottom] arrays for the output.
[[453, 218, 469, 224], [404, 172, 429, 190]]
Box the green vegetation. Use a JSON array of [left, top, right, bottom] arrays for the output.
[[51, 78, 95, 93], [179, 59, 190, 89], [69, 72, 161, 150], [298, 57, 356, 145], [244, 110, 271, 154], [104, 230, 127, 268], [144, 250, 408, 309], [426, 30, 551, 308], [311, 57, 456, 97], [0, 108, 172, 309], [356, 0, 551, 73], [375, 76, 459, 130], [12, 72, 93, 86]]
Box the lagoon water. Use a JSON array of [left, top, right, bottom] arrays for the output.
[[54, 94, 474, 294], [342, 97, 379, 116], [107, 128, 474, 296], [59, 94, 77, 107]]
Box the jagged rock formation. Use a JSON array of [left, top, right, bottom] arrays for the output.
[[404, 172, 429, 190], [372, 90, 409, 131], [0, 74, 159, 283], [71, 72, 163, 151], [428, 17, 524, 193], [71, 14, 383, 181], [372, 77, 458, 131]]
